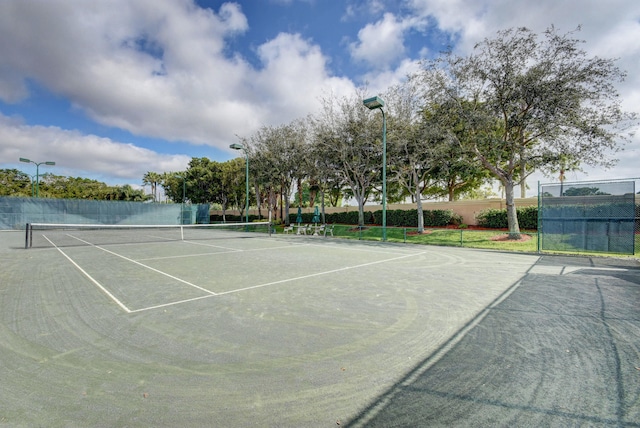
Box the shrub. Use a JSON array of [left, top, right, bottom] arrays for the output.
[[476, 206, 538, 229], [424, 209, 456, 227], [517, 206, 538, 230]]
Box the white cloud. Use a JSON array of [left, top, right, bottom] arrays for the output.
[[0, 0, 359, 150], [0, 0, 261, 148], [361, 58, 421, 94], [349, 13, 407, 69], [0, 113, 190, 183], [255, 33, 356, 122]]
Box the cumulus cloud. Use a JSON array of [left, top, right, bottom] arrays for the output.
[[0, 0, 355, 152], [0, 112, 190, 183], [0, 0, 258, 147], [349, 13, 407, 69], [255, 33, 356, 122]]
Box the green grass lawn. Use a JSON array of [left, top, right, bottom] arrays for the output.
[[329, 225, 539, 253], [276, 224, 639, 257]]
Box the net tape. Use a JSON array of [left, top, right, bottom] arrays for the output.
[[25, 222, 272, 249]]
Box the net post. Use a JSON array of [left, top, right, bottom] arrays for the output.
[[25, 223, 30, 249]]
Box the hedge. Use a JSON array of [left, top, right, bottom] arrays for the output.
[[283, 208, 458, 228], [475, 206, 538, 230]]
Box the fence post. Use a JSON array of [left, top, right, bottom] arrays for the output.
[[25, 223, 30, 249]]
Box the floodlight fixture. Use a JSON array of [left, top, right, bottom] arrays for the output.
[[363, 95, 387, 241], [230, 143, 250, 224], [19, 157, 56, 197], [363, 96, 385, 110]]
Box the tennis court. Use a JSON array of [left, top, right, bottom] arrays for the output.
[[1, 226, 639, 426]]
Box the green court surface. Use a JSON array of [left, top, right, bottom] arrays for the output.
[[1, 230, 639, 426]]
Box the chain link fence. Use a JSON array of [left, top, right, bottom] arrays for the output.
[[539, 178, 638, 255], [0, 197, 209, 229]]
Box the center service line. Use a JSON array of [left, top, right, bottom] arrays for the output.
[[43, 235, 132, 313], [67, 234, 218, 296]]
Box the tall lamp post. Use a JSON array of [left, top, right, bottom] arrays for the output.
[[363, 96, 387, 241], [19, 158, 55, 198], [229, 143, 249, 224]]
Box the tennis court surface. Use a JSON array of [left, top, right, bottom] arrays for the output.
[[1, 228, 639, 426]]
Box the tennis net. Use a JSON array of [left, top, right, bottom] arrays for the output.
[[25, 222, 272, 249]]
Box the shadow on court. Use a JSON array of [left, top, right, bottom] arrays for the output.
[[347, 255, 640, 427]]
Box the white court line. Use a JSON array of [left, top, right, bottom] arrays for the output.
[[127, 250, 428, 313], [181, 240, 244, 251], [216, 251, 427, 296], [304, 241, 423, 256], [42, 235, 132, 313], [138, 243, 311, 261], [128, 295, 215, 313], [66, 234, 218, 296]]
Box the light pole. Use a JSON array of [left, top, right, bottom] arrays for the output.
[[363, 96, 387, 241], [19, 158, 55, 198], [230, 143, 249, 224]]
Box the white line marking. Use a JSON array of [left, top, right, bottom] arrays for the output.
[[67, 234, 217, 296], [304, 241, 421, 256], [42, 235, 132, 313], [128, 295, 215, 313], [216, 251, 427, 296], [138, 243, 311, 261], [182, 240, 244, 251]]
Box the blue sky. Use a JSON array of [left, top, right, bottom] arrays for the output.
[[0, 0, 638, 195]]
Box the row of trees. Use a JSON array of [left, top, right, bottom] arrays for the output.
[[0, 169, 147, 201], [142, 158, 249, 220], [146, 27, 636, 237]]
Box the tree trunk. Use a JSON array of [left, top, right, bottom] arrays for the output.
[[355, 193, 366, 227], [504, 180, 521, 239], [254, 182, 262, 219]]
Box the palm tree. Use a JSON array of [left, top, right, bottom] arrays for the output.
[[142, 171, 162, 202]]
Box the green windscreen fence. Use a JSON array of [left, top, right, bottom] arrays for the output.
[[0, 197, 210, 229], [540, 180, 636, 255]]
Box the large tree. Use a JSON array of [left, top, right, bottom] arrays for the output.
[[421, 100, 494, 202], [419, 26, 636, 238], [384, 81, 438, 232], [243, 121, 308, 225], [312, 90, 381, 227]]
